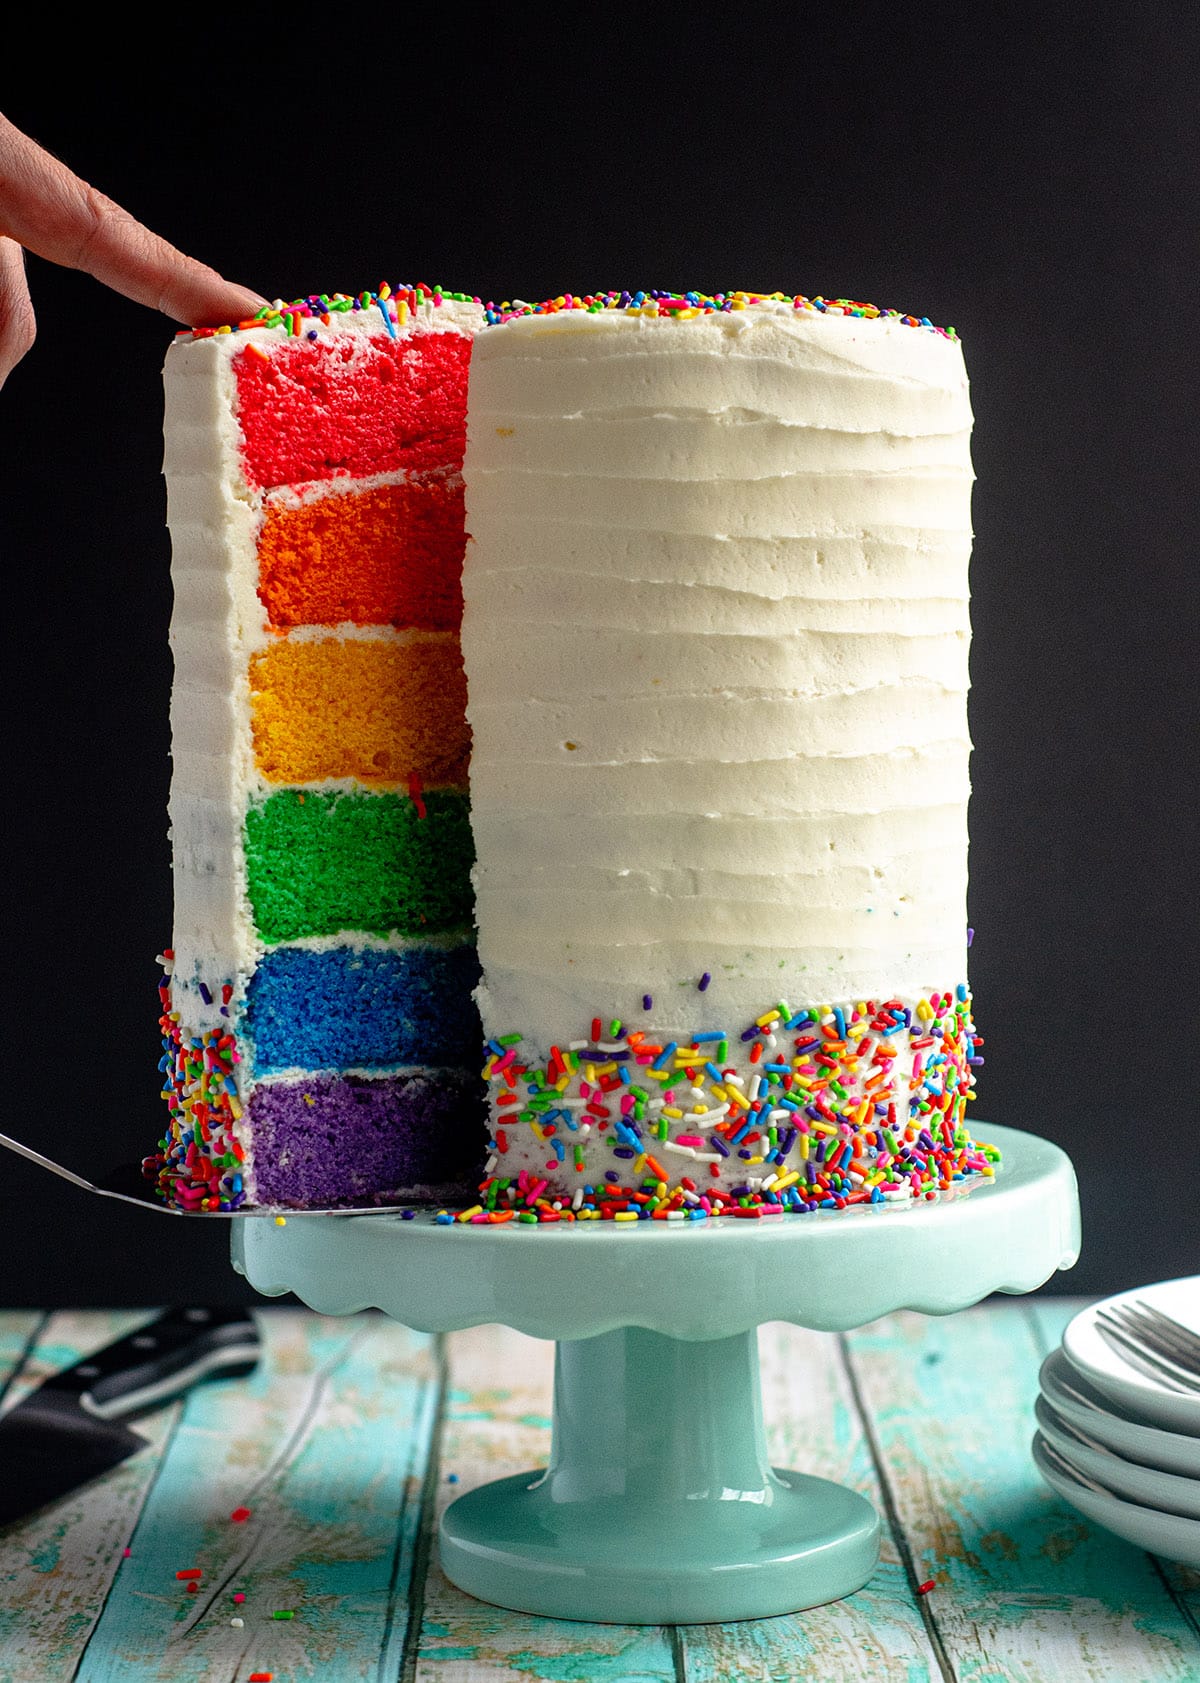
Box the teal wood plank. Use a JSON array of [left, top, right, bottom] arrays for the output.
[[679, 1320, 943, 1683], [0, 1311, 45, 1399], [72, 1308, 438, 1683], [0, 1312, 146, 1412], [844, 1303, 1200, 1683], [414, 1325, 677, 1683], [0, 1311, 170, 1683], [1024, 1297, 1088, 1355]]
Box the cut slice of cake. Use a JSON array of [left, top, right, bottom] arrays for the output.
[[149, 286, 488, 1211]]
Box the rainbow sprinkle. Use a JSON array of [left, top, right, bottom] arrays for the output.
[[145, 954, 248, 1212], [174, 284, 958, 344], [148, 959, 995, 1220], [174, 283, 480, 344], [475, 988, 995, 1223], [483, 288, 957, 338]]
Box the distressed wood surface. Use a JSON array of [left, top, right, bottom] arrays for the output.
[[0, 1310, 177, 1681], [0, 1313, 44, 1402], [844, 1302, 1200, 1683], [679, 1321, 941, 1683], [74, 1312, 437, 1683], [0, 1302, 1196, 1682], [412, 1326, 677, 1683]]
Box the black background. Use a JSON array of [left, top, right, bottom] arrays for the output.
[[1, 10, 1196, 1305]]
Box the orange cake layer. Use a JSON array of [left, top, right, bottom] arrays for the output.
[[257, 478, 466, 632], [249, 636, 470, 786]]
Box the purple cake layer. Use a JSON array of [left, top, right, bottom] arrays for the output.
[[247, 1070, 486, 1207]]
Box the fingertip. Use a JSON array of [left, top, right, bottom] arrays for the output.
[[188, 282, 271, 329], [162, 263, 272, 331]]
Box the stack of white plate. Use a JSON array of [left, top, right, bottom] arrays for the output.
[[1034, 1276, 1200, 1565]]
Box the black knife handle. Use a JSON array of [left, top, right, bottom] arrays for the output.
[[40, 1306, 260, 1420]]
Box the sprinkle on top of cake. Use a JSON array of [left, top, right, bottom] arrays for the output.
[[482, 288, 958, 338], [174, 284, 959, 343], [173, 282, 481, 344]]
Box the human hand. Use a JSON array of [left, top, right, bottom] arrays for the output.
[[0, 112, 267, 387]]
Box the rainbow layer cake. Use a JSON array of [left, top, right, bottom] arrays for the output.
[[149, 286, 488, 1210], [149, 284, 997, 1223]]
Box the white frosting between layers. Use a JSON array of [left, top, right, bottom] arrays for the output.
[[460, 304, 974, 1045]]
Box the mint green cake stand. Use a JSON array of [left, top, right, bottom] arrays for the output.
[[232, 1122, 1079, 1624]]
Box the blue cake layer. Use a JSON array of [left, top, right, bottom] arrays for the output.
[[245, 943, 482, 1073]]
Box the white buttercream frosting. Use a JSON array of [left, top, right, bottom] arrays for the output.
[[461, 303, 974, 1047]]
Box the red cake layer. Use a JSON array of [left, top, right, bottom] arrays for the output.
[[234, 328, 472, 491], [258, 477, 466, 631]]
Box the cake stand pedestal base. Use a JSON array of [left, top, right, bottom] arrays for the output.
[[440, 1324, 879, 1622], [233, 1123, 1080, 1623]]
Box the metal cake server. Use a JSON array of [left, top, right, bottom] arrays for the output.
[[0, 1130, 423, 1218]]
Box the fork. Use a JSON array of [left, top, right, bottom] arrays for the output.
[[1130, 1301, 1200, 1366], [1096, 1308, 1200, 1394], [1108, 1301, 1200, 1377]]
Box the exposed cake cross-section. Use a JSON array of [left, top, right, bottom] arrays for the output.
[[152, 287, 487, 1210]]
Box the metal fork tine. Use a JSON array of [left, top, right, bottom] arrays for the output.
[[1133, 1301, 1200, 1358], [1108, 1304, 1200, 1375], [1095, 1312, 1200, 1394]]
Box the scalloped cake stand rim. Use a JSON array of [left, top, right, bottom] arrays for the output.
[[232, 1122, 1081, 1340]]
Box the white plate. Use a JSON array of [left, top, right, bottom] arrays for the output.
[[1040, 1347, 1200, 1478], [1033, 1432, 1200, 1567], [1035, 1394, 1200, 1519], [1061, 1277, 1200, 1435]]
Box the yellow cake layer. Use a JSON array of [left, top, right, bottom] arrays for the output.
[[249, 636, 470, 786]]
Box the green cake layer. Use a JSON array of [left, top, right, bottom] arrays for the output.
[[244, 789, 474, 943]]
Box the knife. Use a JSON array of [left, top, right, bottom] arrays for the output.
[[0, 1305, 260, 1527]]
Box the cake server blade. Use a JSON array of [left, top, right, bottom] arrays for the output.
[[0, 1306, 260, 1528], [0, 1131, 419, 1217]]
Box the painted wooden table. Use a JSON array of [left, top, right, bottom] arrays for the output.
[[0, 1302, 1196, 1682]]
